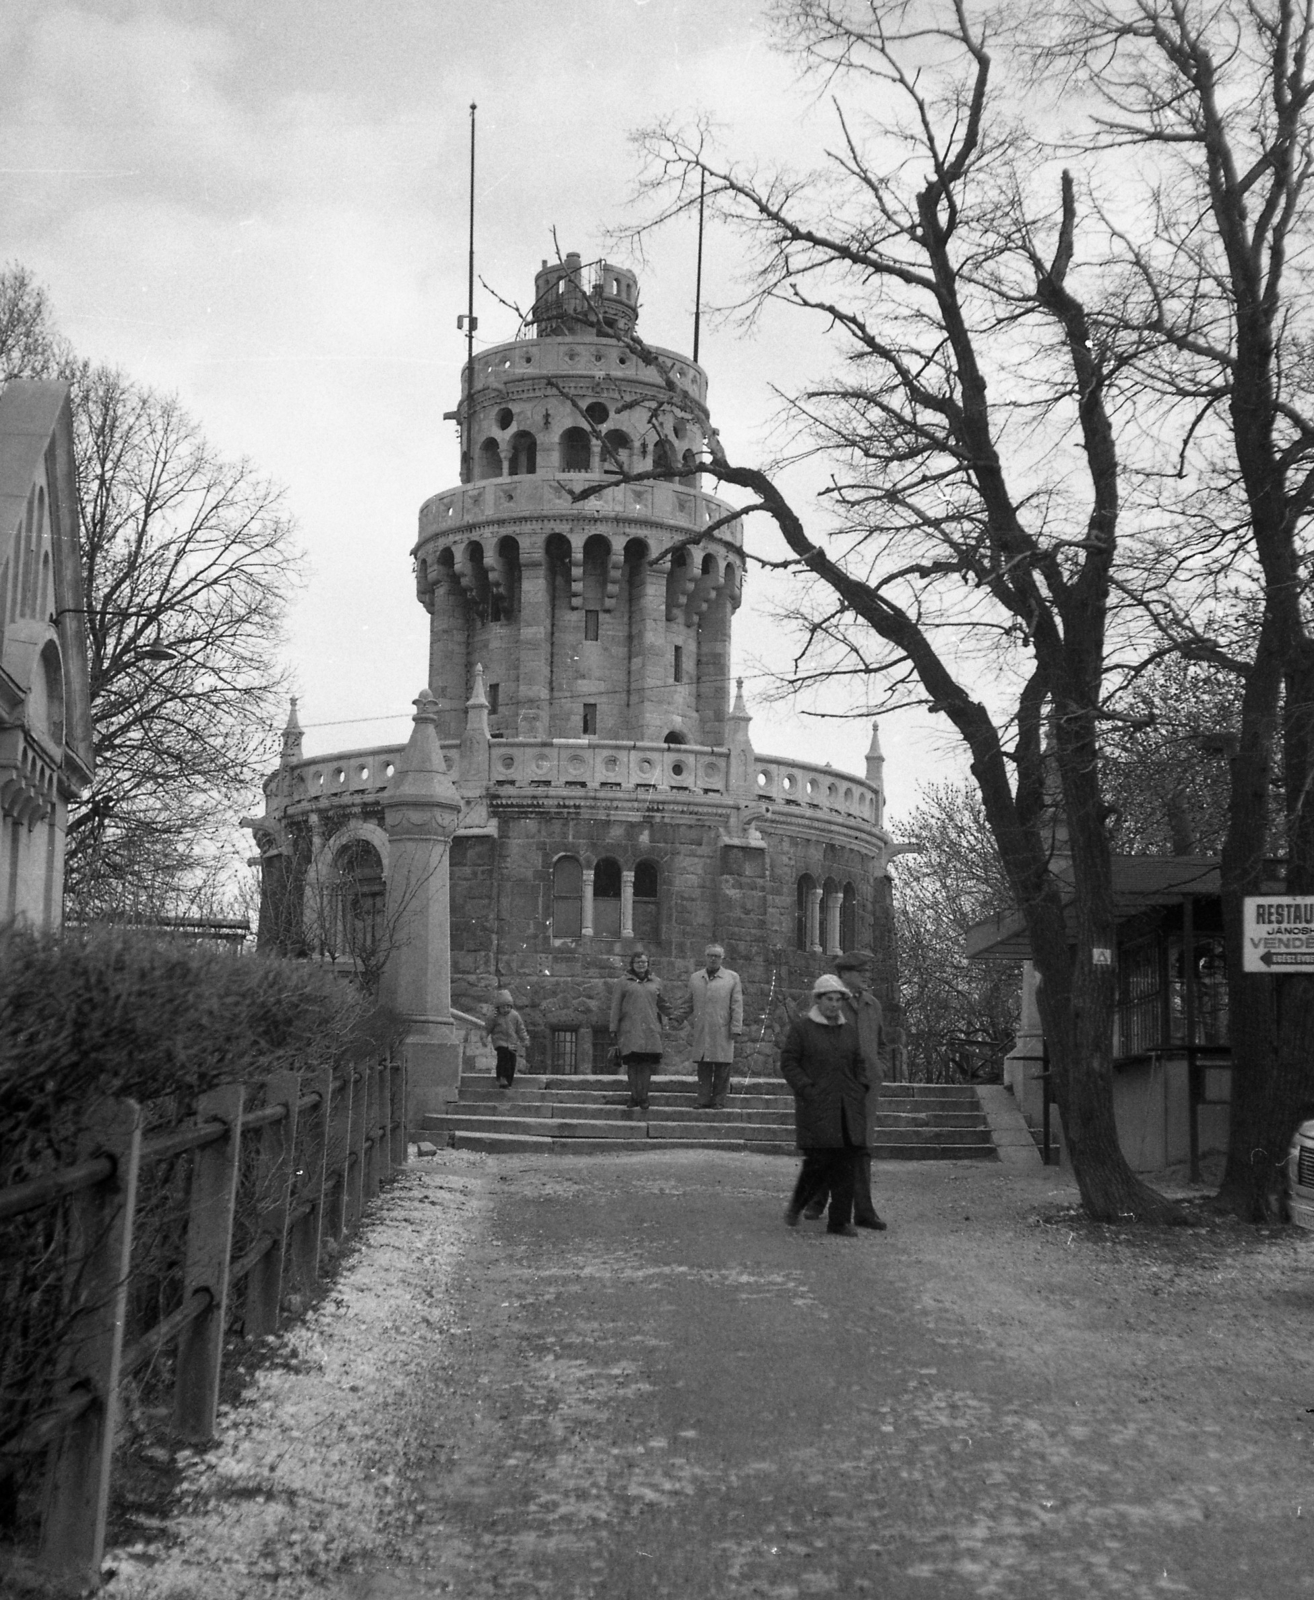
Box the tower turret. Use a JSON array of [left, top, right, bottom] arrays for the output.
[[416, 252, 743, 748]]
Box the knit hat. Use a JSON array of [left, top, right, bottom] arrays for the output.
[[812, 973, 849, 996], [494, 988, 514, 1006]]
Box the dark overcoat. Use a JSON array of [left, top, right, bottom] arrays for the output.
[[778, 1013, 870, 1149]]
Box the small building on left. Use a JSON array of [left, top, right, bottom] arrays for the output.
[[0, 380, 93, 928]]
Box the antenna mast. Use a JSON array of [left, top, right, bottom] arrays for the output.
[[693, 168, 706, 363], [464, 103, 477, 377]]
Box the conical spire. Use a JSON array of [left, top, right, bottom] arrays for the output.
[[865, 720, 885, 828], [388, 688, 461, 807], [280, 697, 304, 765], [459, 663, 491, 793], [727, 677, 756, 798]]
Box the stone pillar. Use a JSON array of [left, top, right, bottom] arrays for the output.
[[621, 868, 635, 938], [381, 689, 463, 1133], [581, 866, 595, 938], [695, 589, 732, 746], [808, 886, 824, 954], [1004, 961, 1046, 1124], [517, 549, 550, 735], [429, 573, 469, 742], [824, 890, 842, 955]]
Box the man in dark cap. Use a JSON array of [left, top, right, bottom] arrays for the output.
[[803, 950, 888, 1229]]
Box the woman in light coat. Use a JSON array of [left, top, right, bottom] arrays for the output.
[[608, 950, 670, 1110]]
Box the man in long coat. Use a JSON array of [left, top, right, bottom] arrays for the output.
[[803, 950, 888, 1229], [780, 973, 869, 1235], [683, 943, 744, 1109]]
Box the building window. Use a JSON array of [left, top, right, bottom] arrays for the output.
[[488, 682, 500, 713], [334, 840, 386, 964], [583, 702, 598, 735], [509, 430, 537, 475], [633, 858, 659, 944], [673, 645, 683, 683], [796, 873, 817, 952], [593, 856, 622, 937], [840, 881, 857, 951], [585, 609, 599, 641], [559, 427, 591, 472], [551, 1027, 579, 1074], [478, 437, 502, 480], [552, 856, 583, 940]]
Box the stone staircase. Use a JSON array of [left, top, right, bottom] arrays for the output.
[[423, 1074, 998, 1160]]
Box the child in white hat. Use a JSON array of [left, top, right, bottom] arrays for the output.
[[484, 988, 531, 1088]]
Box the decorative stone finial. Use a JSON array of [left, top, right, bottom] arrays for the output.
[[459, 663, 492, 793], [280, 697, 304, 764]]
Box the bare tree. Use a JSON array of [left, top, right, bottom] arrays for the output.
[[1041, 0, 1314, 1216], [891, 784, 1021, 1082], [1, 266, 299, 917], [64, 367, 298, 915], [591, 4, 1188, 1221]]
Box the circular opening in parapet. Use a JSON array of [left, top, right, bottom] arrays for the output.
[[585, 401, 609, 425], [671, 762, 686, 777], [497, 407, 514, 430]]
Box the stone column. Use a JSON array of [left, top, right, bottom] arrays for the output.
[[381, 689, 463, 1133], [428, 573, 469, 742], [824, 890, 842, 955], [621, 868, 635, 938], [516, 548, 550, 735], [459, 663, 491, 796], [581, 866, 595, 938], [726, 678, 756, 802]]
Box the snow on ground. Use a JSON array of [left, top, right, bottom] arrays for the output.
[[104, 1152, 492, 1600]]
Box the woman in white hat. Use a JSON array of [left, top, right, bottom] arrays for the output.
[[779, 973, 870, 1236]]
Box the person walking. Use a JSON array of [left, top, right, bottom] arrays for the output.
[[684, 943, 744, 1110], [803, 950, 889, 1229], [780, 973, 870, 1237], [608, 950, 670, 1110], [484, 988, 531, 1088]]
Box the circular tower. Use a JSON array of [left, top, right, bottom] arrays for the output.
[[250, 251, 899, 1076], [416, 250, 741, 750]]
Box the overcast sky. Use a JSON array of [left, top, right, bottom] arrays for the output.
[[1, 0, 964, 825]]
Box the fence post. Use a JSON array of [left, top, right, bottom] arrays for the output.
[[326, 1069, 351, 1243], [289, 1066, 333, 1293], [39, 1098, 142, 1583], [389, 1053, 407, 1168], [346, 1068, 367, 1232], [245, 1073, 300, 1339], [376, 1056, 393, 1188], [173, 1083, 244, 1442], [365, 1061, 381, 1202]]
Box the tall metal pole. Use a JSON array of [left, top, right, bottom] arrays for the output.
[[693, 169, 706, 363], [466, 102, 477, 381]]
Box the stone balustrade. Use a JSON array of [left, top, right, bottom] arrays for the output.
[[283, 738, 881, 827], [417, 477, 742, 545], [466, 336, 708, 405]]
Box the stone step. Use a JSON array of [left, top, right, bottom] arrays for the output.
[[876, 1124, 994, 1145], [458, 1087, 796, 1112], [460, 1074, 984, 1102], [450, 1130, 797, 1156], [440, 1099, 802, 1126]]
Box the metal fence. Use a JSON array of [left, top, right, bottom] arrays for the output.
[[0, 1054, 406, 1586]]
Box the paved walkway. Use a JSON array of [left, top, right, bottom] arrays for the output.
[[361, 1151, 1314, 1600], [109, 1149, 1314, 1600]]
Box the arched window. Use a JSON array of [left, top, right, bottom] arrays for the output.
[[336, 840, 386, 963], [796, 874, 817, 952], [553, 856, 583, 940], [593, 856, 622, 937], [633, 859, 659, 944], [663, 729, 688, 746], [840, 882, 857, 952], [508, 430, 537, 475], [680, 448, 697, 487], [478, 437, 502, 480], [559, 427, 591, 472], [652, 438, 675, 474], [602, 429, 632, 473]]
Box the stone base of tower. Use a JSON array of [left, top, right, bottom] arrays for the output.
[[402, 1025, 464, 1136]]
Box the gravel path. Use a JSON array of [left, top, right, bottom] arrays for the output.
[[104, 1148, 1314, 1599]]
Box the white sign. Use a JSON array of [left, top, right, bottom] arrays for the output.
[[1244, 897, 1314, 972]]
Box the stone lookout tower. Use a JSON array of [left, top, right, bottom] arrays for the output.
[[249, 251, 899, 1074]]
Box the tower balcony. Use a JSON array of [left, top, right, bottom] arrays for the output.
[[465, 336, 708, 411], [416, 476, 743, 551], [269, 738, 883, 831]]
